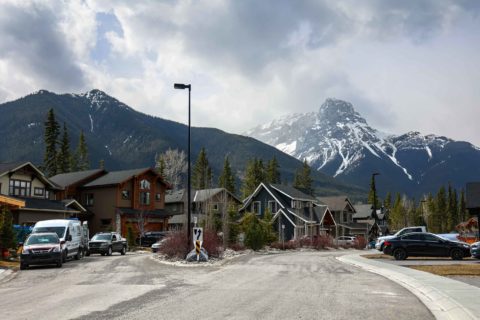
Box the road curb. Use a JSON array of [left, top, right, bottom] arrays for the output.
[[338, 254, 479, 320]]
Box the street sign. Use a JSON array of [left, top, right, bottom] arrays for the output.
[[193, 227, 203, 243]]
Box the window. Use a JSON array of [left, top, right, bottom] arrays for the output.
[[212, 204, 219, 211], [85, 193, 94, 206], [342, 211, 348, 223], [402, 234, 422, 241], [45, 190, 50, 199], [155, 193, 161, 201], [9, 179, 31, 197], [424, 234, 441, 242], [253, 201, 261, 215], [140, 192, 150, 205], [140, 179, 151, 190], [34, 187, 45, 197], [121, 190, 130, 200], [268, 201, 277, 213]]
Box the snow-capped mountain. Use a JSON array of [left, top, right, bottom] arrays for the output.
[[247, 98, 480, 197]]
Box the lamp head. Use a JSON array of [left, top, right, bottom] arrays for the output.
[[174, 83, 191, 90]]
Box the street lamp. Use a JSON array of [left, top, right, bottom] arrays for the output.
[[174, 83, 192, 251], [372, 173, 380, 221]]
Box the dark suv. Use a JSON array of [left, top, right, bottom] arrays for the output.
[[383, 232, 470, 260], [136, 231, 169, 247], [87, 232, 127, 256]]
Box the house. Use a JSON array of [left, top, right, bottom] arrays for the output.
[[0, 162, 86, 224], [317, 196, 369, 238], [352, 203, 389, 238], [240, 183, 336, 241], [51, 167, 171, 235], [165, 189, 188, 230], [166, 188, 242, 230]]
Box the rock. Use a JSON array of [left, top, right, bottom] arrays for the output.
[[186, 248, 209, 262]]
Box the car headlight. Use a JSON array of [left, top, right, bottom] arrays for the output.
[[53, 246, 61, 252], [22, 248, 30, 254]]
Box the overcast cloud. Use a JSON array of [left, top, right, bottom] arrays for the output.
[[0, 0, 479, 145]]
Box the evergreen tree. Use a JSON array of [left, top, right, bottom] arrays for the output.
[[192, 148, 213, 189], [57, 122, 71, 174], [436, 186, 447, 233], [446, 185, 458, 232], [426, 193, 438, 232], [0, 206, 16, 250], [459, 189, 467, 223], [157, 157, 166, 178], [293, 159, 313, 195], [218, 156, 236, 194], [241, 158, 265, 198], [265, 156, 281, 184], [43, 108, 60, 177], [74, 131, 90, 171], [383, 192, 392, 209], [388, 193, 404, 231], [368, 174, 380, 209]]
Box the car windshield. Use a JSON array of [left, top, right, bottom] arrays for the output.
[[92, 234, 111, 241], [33, 227, 65, 239], [26, 234, 59, 245]]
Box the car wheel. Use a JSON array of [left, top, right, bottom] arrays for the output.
[[85, 250, 90, 257], [107, 246, 112, 256], [121, 246, 126, 255], [393, 248, 407, 260], [20, 263, 28, 270], [451, 249, 464, 260]]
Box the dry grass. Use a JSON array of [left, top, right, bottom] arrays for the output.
[[0, 260, 19, 270], [409, 264, 480, 276], [361, 253, 393, 260]]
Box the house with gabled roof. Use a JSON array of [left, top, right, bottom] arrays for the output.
[[318, 196, 371, 238], [80, 167, 170, 235], [0, 162, 86, 224], [50, 168, 106, 200], [240, 183, 336, 241]]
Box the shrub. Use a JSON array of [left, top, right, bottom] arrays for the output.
[[270, 240, 299, 250], [353, 236, 367, 250], [202, 229, 224, 258], [158, 231, 189, 259], [0, 206, 16, 254], [311, 235, 334, 250], [241, 212, 277, 251], [228, 243, 246, 251], [126, 224, 136, 249]]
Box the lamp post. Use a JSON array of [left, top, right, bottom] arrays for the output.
[[371, 173, 380, 221], [174, 83, 192, 251]]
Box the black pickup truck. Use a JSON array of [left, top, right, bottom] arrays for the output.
[[86, 232, 127, 256]]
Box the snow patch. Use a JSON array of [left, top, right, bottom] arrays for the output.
[[276, 141, 297, 155], [104, 145, 112, 156], [27, 122, 38, 128], [89, 114, 94, 132], [123, 135, 133, 144]]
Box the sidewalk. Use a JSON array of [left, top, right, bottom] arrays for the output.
[[338, 253, 480, 320]]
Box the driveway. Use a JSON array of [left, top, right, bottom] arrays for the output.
[[0, 250, 433, 320]]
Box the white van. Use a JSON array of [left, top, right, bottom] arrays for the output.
[[32, 219, 85, 262]]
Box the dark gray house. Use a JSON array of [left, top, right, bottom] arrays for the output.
[[240, 183, 336, 241]]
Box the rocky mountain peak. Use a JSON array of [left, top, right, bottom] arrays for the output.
[[318, 98, 366, 125]]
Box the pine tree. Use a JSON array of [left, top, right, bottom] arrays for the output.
[[218, 156, 236, 194], [384, 192, 392, 209], [265, 156, 281, 184], [446, 185, 459, 232], [368, 174, 381, 209], [436, 186, 447, 233], [192, 148, 212, 189], [43, 108, 60, 177], [459, 189, 467, 223], [241, 158, 265, 198], [74, 131, 89, 171], [293, 159, 313, 195], [57, 122, 71, 174], [157, 157, 166, 178], [0, 206, 16, 250], [388, 193, 404, 231]]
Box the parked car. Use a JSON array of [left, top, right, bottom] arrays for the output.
[[383, 232, 470, 260], [375, 226, 427, 251], [137, 231, 169, 247], [470, 241, 480, 258], [335, 236, 357, 246], [20, 232, 63, 269], [87, 232, 127, 256]]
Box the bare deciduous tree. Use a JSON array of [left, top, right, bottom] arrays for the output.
[[155, 148, 187, 190]]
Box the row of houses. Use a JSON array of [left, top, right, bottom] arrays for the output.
[[0, 161, 386, 241]]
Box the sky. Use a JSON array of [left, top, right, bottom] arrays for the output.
[[1, 0, 479, 145]]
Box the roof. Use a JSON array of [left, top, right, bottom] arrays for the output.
[[269, 184, 316, 201], [0, 194, 25, 208], [50, 169, 105, 187], [313, 205, 336, 225], [337, 222, 371, 230], [352, 204, 373, 219], [116, 208, 174, 218], [18, 198, 84, 213], [193, 188, 242, 204], [317, 196, 355, 212], [83, 168, 152, 187], [165, 189, 186, 203], [466, 182, 480, 209], [0, 162, 59, 189]]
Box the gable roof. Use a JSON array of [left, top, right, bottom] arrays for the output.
[[313, 205, 336, 226], [317, 196, 356, 213], [18, 197, 85, 213], [83, 168, 159, 187], [240, 183, 287, 212], [269, 184, 316, 201], [0, 162, 59, 189], [50, 169, 106, 188], [352, 204, 373, 219], [194, 188, 242, 204]]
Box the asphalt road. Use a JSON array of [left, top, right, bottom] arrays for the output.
[[0, 251, 433, 320]]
